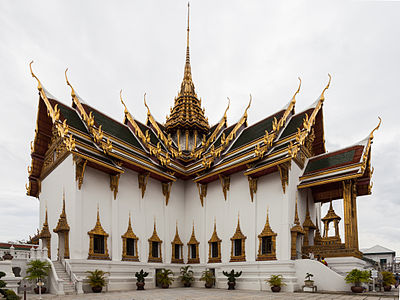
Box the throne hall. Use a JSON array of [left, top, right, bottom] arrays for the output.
[[26, 5, 380, 294]]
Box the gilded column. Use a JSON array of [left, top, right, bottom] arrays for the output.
[[342, 180, 353, 248], [351, 183, 359, 249]]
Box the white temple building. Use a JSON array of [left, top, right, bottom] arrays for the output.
[[25, 5, 380, 294]]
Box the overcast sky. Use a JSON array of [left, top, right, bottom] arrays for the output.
[[0, 1, 399, 256]]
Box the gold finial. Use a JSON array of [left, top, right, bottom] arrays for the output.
[[128, 211, 132, 227], [62, 188, 66, 215], [294, 194, 300, 225], [29, 61, 43, 91], [65, 68, 76, 98], [96, 204, 100, 223], [44, 205, 48, 225], [187, 2, 190, 51], [370, 117, 382, 140], [143, 93, 151, 116], [224, 97, 231, 119], [319, 73, 331, 102], [153, 216, 157, 232], [213, 217, 216, 231], [266, 206, 270, 224], [244, 94, 252, 117], [176, 220, 179, 234], [292, 77, 302, 104], [120, 90, 128, 114]]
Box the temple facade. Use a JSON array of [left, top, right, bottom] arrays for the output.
[[26, 6, 379, 294]]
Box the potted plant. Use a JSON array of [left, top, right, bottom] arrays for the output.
[[86, 269, 109, 293], [200, 270, 215, 288], [179, 265, 194, 287], [381, 271, 396, 291], [266, 274, 286, 292], [135, 269, 149, 290], [344, 269, 370, 293], [222, 269, 242, 290], [24, 259, 51, 294], [304, 272, 314, 287], [156, 268, 174, 289]]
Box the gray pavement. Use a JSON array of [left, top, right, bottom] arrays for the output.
[[22, 287, 399, 300]]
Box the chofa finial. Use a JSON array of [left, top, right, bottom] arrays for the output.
[[319, 73, 331, 102], [370, 117, 382, 140]]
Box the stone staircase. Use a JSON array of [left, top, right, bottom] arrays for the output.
[[53, 261, 75, 295]]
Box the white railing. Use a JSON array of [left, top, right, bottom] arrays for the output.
[[64, 259, 83, 294], [45, 257, 65, 295]]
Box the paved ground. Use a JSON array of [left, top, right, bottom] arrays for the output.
[[22, 287, 399, 300]]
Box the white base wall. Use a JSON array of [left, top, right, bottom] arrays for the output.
[[67, 258, 355, 293]]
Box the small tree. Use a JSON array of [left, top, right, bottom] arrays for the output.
[[24, 260, 51, 283], [381, 271, 396, 287], [266, 275, 286, 287], [200, 270, 215, 288], [135, 269, 149, 283], [222, 269, 242, 283], [86, 269, 109, 289], [179, 266, 194, 287], [156, 268, 174, 288], [344, 269, 370, 287]]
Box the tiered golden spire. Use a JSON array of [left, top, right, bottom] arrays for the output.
[[302, 196, 316, 229], [165, 3, 209, 133], [39, 207, 51, 238], [54, 191, 70, 232], [322, 201, 341, 222]]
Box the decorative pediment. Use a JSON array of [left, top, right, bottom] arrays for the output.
[[88, 207, 109, 237], [148, 220, 162, 243], [121, 213, 139, 261], [257, 208, 277, 261], [230, 215, 247, 262]]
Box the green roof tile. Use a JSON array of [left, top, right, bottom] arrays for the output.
[[280, 108, 313, 139], [304, 149, 355, 174], [230, 110, 284, 151]]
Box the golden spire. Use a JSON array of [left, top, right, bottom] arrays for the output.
[[54, 189, 70, 232], [294, 201, 299, 225], [128, 212, 132, 228], [165, 3, 209, 134], [39, 206, 51, 238]]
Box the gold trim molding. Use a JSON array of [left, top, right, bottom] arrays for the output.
[[88, 206, 110, 260], [257, 208, 277, 261], [121, 213, 139, 261], [208, 219, 222, 263], [187, 222, 200, 264], [148, 220, 162, 263], [171, 222, 184, 264], [230, 215, 246, 262]]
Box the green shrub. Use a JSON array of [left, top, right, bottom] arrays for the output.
[[344, 269, 370, 287], [266, 275, 286, 287], [86, 269, 109, 288]]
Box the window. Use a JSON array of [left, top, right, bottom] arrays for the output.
[[174, 244, 180, 260], [190, 244, 197, 259], [152, 242, 159, 258], [126, 238, 135, 256], [261, 236, 272, 254], [234, 239, 242, 256], [94, 235, 105, 254], [380, 258, 387, 265], [211, 242, 218, 258]]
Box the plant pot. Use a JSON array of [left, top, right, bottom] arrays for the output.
[[228, 281, 236, 290], [351, 286, 363, 293], [183, 282, 191, 287], [271, 286, 281, 292], [136, 281, 145, 290], [34, 287, 47, 294], [91, 286, 102, 293], [162, 283, 169, 289], [384, 285, 391, 292], [304, 280, 314, 287], [205, 282, 213, 288]]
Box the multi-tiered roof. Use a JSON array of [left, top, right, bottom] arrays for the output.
[[26, 7, 379, 206]]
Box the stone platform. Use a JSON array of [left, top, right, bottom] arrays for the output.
[[22, 287, 399, 300]]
